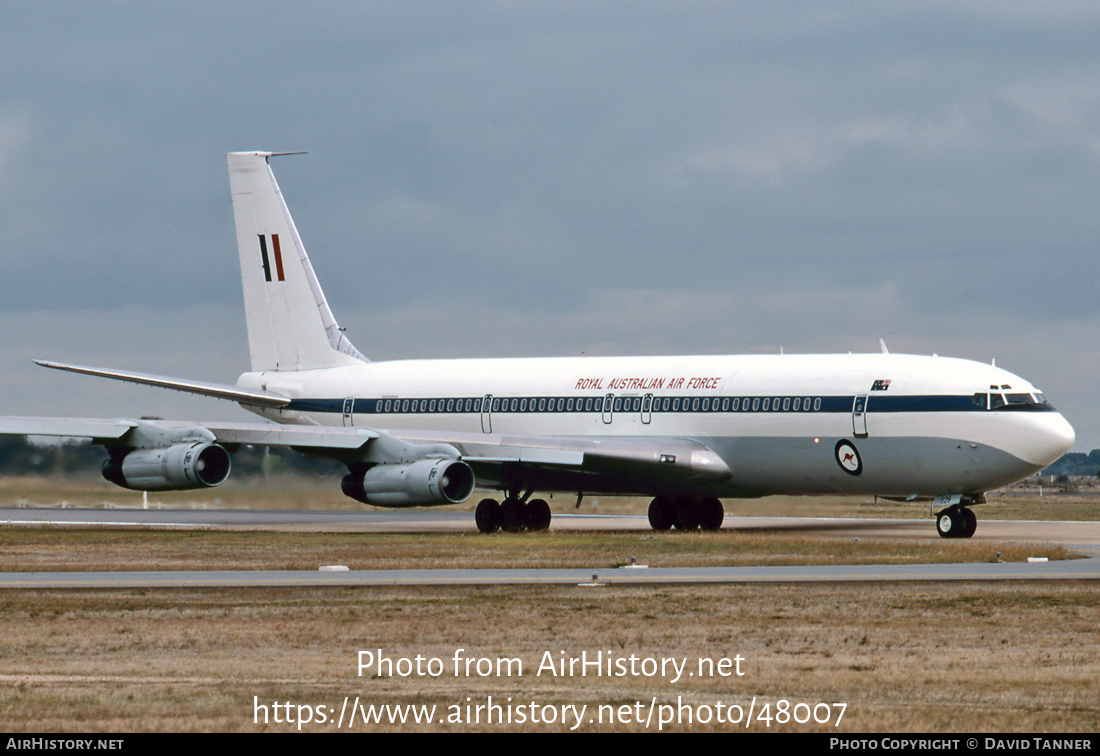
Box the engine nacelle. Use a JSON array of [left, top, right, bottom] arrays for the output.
[[102, 442, 232, 491], [341, 459, 475, 507]]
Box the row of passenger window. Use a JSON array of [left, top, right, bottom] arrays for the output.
[[370, 395, 826, 414]]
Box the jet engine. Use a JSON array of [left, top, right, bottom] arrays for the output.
[[102, 442, 232, 491], [341, 459, 475, 507]]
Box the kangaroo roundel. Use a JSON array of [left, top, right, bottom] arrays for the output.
[[835, 440, 863, 476]]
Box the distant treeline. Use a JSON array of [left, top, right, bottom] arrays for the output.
[[1041, 450, 1100, 478], [0, 437, 343, 477]]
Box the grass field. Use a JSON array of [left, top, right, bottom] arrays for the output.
[[0, 476, 1097, 733], [0, 583, 1096, 732], [0, 528, 1078, 573]]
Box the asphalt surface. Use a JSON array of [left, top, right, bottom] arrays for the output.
[[1, 506, 1098, 587]]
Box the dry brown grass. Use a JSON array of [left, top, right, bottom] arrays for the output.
[[0, 583, 1096, 732], [0, 528, 1074, 573]]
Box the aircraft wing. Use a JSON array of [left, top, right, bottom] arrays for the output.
[[0, 415, 731, 496], [386, 428, 733, 492], [0, 416, 376, 450], [0, 416, 138, 442]]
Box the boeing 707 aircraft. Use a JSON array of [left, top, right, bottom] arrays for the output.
[[0, 152, 1076, 538]]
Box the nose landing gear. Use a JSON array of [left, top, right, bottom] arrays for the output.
[[935, 505, 977, 539]]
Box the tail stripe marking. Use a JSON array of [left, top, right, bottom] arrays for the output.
[[271, 233, 286, 281], [257, 234, 272, 282], [256, 234, 286, 283]]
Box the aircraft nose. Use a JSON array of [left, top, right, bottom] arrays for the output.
[[1025, 412, 1075, 467]]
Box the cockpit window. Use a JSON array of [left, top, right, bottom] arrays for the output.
[[973, 390, 1054, 411]]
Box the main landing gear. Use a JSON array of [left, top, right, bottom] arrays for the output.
[[647, 496, 724, 532], [475, 495, 552, 534], [935, 505, 977, 539]]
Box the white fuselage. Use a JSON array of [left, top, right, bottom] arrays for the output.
[[236, 352, 1074, 499]]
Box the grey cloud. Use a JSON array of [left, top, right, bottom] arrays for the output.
[[0, 3, 1097, 446]]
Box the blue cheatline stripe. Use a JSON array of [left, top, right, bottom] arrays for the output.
[[869, 395, 978, 412], [279, 394, 1051, 416]]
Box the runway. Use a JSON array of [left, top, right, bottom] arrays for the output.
[[2, 506, 1099, 587]]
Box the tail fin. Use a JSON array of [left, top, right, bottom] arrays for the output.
[[227, 151, 367, 372]]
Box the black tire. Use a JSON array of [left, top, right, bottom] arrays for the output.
[[526, 498, 552, 532], [959, 507, 977, 539], [475, 498, 500, 534], [699, 497, 724, 531], [935, 507, 959, 538], [499, 497, 526, 532], [672, 497, 699, 531], [648, 496, 673, 531]]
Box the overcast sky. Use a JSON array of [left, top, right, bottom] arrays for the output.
[[1, 2, 1098, 449]]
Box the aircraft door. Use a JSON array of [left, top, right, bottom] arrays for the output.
[[602, 393, 614, 424], [641, 394, 653, 424], [852, 394, 868, 438], [481, 394, 493, 433], [342, 398, 355, 427]]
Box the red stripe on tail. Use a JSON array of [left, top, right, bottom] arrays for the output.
[[271, 234, 285, 282]]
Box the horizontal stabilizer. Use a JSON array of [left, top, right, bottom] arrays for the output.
[[34, 360, 291, 408]]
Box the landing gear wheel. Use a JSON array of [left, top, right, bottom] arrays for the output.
[[936, 506, 976, 539], [475, 498, 500, 534], [525, 498, 552, 532], [959, 507, 977, 539], [499, 496, 526, 532], [699, 497, 724, 531], [935, 507, 958, 538], [648, 496, 673, 531], [673, 497, 699, 531]]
